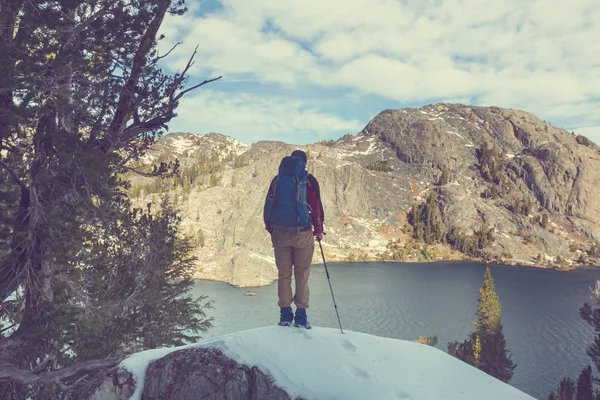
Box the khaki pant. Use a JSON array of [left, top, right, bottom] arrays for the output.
[[271, 229, 315, 309]]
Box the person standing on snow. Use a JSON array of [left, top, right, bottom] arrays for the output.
[[263, 149, 325, 329]]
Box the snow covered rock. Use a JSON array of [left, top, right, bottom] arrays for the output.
[[85, 369, 135, 400], [142, 347, 290, 400], [116, 326, 535, 400]]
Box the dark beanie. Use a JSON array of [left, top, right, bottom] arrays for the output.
[[291, 149, 307, 163]]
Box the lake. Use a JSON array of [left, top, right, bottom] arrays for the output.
[[190, 261, 600, 399]]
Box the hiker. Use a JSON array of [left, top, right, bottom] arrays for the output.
[[263, 150, 324, 329]]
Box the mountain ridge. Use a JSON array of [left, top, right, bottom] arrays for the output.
[[128, 103, 600, 287]]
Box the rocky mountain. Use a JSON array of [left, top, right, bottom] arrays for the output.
[[129, 104, 600, 287]]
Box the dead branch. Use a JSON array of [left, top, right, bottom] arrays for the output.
[[123, 164, 178, 178], [0, 323, 17, 334], [0, 357, 119, 386], [107, 0, 171, 141], [174, 75, 222, 103], [155, 41, 182, 62], [0, 160, 26, 192]]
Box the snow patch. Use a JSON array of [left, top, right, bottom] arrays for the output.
[[506, 153, 515, 159], [120, 327, 535, 400], [358, 141, 379, 155], [447, 131, 465, 140], [167, 136, 195, 154], [224, 136, 251, 156]]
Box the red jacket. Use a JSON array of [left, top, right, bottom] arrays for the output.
[[264, 174, 324, 235]]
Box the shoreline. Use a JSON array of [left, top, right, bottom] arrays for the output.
[[192, 258, 600, 288]]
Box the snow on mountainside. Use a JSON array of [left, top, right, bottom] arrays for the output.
[[127, 104, 600, 287], [141, 132, 249, 164], [121, 326, 535, 400]]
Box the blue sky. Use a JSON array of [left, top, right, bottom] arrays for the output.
[[158, 0, 600, 145]]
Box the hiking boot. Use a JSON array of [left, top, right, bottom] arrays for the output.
[[294, 308, 312, 329], [279, 306, 293, 327]]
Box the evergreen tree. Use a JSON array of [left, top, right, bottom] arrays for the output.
[[447, 339, 475, 366], [0, 0, 218, 396], [409, 192, 446, 244], [549, 288, 600, 400], [438, 165, 452, 185], [581, 305, 600, 376], [475, 268, 502, 333], [414, 336, 439, 347], [447, 268, 516, 382], [576, 366, 593, 400], [551, 378, 576, 400], [541, 213, 550, 228], [478, 144, 505, 184]]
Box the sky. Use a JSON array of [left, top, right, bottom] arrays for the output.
[[157, 0, 600, 146]]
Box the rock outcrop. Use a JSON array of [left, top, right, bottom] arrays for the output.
[[85, 348, 291, 400], [130, 104, 600, 286], [142, 348, 291, 400]]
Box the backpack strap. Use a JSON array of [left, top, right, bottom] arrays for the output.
[[266, 176, 280, 218]]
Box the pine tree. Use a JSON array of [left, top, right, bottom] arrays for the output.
[[447, 339, 475, 366], [553, 378, 576, 400], [580, 303, 600, 374], [576, 366, 593, 400], [478, 330, 517, 383], [474, 268, 502, 333], [447, 268, 516, 382], [549, 286, 600, 400], [438, 165, 451, 185], [475, 268, 516, 382], [541, 213, 549, 228], [0, 1, 218, 396], [473, 334, 482, 367], [414, 336, 439, 347], [409, 192, 445, 244]]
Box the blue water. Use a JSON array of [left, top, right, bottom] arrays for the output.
[[191, 262, 600, 399]]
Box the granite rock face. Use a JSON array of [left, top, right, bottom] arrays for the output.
[[133, 104, 600, 286], [142, 348, 291, 400], [83, 348, 292, 400]]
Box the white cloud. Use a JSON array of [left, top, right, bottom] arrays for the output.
[[169, 90, 363, 144], [157, 0, 600, 143]]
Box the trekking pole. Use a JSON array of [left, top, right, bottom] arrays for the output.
[[318, 240, 344, 334]]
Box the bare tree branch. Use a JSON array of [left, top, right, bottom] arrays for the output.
[[123, 165, 177, 178], [0, 357, 119, 386], [0, 160, 26, 192], [119, 71, 222, 141], [154, 41, 182, 62], [174, 75, 222, 103], [0, 323, 17, 334], [107, 0, 171, 142]]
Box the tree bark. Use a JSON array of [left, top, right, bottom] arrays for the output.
[[0, 357, 118, 386]]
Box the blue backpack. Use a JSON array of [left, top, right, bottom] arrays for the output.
[[264, 156, 313, 230]]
